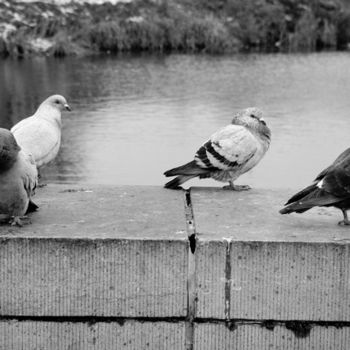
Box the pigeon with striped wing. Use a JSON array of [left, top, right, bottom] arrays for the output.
[[164, 107, 271, 190]]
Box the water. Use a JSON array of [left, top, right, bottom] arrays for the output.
[[1, 52, 350, 189]]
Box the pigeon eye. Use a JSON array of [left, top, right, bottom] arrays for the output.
[[55, 100, 60, 104]]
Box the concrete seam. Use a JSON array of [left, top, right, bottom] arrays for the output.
[[0, 316, 186, 324], [4, 315, 350, 328], [184, 189, 197, 350], [223, 238, 232, 324]]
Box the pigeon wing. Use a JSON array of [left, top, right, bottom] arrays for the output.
[[12, 117, 60, 167], [194, 125, 257, 171], [18, 151, 38, 197], [314, 148, 350, 182], [321, 158, 350, 198]]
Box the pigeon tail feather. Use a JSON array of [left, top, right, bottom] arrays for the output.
[[164, 175, 196, 189], [26, 200, 39, 214], [284, 183, 318, 206], [164, 160, 208, 177], [280, 187, 341, 214]]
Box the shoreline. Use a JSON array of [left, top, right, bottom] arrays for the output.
[[1, 0, 350, 58]]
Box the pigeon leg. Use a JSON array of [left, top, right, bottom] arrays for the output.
[[10, 216, 32, 227], [37, 171, 47, 188], [338, 209, 350, 226], [223, 181, 251, 191]]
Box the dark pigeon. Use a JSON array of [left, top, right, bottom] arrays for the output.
[[280, 148, 350, 225]]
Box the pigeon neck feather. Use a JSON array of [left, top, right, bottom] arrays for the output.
[[34, 104, 62, 128], [232, 118, 271, 144]]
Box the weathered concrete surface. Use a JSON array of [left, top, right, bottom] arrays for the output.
[[0, 184, 350, 348], [192, 187, 350, 321], [0, 238, 188, 317], [0, 184, 187, 239], [195, 239, 350, 321], [191, 187, 350, 242], [195, 240, 227, 320], [0, 185, 188, 317], [228, 242, 350, 321], [0, 320, 185, 350], [194, 323, 350, 350]]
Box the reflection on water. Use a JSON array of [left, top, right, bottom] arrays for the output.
[[1, 53, 350, 189]]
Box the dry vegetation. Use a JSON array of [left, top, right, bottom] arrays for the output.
[[0, 0, 350, 57]]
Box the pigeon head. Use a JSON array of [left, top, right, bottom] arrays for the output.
[[232, 107, 271, 140], [42, 95, 71, 112], [0, 128, 21, 171]]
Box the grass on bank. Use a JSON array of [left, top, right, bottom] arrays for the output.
[[1, 0, 350, 57]]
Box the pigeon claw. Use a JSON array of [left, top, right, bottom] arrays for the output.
[[339, 209, 350, 226], [338, 219, 350, 226], [10, 216, 32, 227]]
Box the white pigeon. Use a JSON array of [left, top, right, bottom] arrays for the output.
[[164, 107, 271, 190], [0, 128, 38, 226], [11, 95, 71, 169]]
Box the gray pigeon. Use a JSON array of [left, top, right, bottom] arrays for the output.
[[280, 148, 350, 225], [0, 128, 38, 226], [11, 95, 71, 169], [164, 107, 271, 190]]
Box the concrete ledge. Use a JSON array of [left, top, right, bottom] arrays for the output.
[[192, 187, 350, 321], [0, 185, 187, 239], [1, 184, 350, 348], [190, 187, 350, 242], [0, 185, 188, 317]]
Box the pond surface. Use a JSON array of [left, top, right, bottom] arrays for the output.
[[1, 52, 350, 190]]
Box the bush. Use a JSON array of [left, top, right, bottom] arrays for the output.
[[337, 9, 350, 49], [1, 0, 350, 57]]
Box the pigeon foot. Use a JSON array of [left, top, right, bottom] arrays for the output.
[[10, 216, 32, 227], [338, 219, 350, 226], [339, 209, 350, 226], [223, 184, 251, 191]]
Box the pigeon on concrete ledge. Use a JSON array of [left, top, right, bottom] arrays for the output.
[[164, 107, 271, 190]]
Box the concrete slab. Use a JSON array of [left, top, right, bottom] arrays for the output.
[[0, 185, 188, 317], [195, 240, 227, 319], [0, 238, 187, 317], [228, 241, 350, 321], [192, 187, 350, 321], [194, 323, 350, 350], [0, 320, 186, 350], [190, 187, 350, 242], [0, 184, 187, 239]]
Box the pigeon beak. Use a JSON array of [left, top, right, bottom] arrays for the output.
[[64, 104, 71, 111], [259, 118, 266, 125]]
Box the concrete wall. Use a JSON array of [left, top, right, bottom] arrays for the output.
[[0, 185, 350, 349]]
